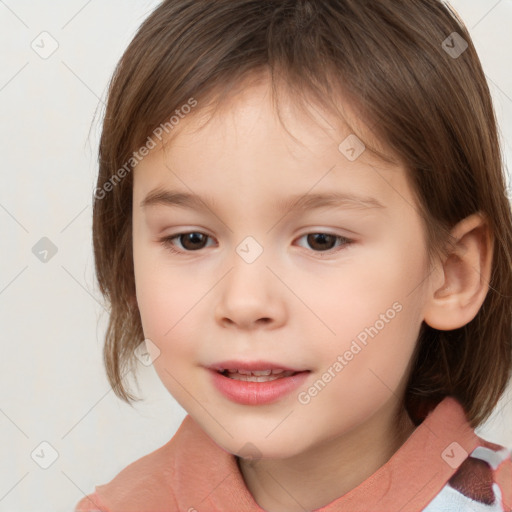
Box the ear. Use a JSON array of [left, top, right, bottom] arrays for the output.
[[423, 212, 494, 331]]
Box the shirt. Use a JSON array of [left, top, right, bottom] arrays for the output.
[[74, 396, 512, 511]]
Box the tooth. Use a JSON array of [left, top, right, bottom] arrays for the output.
[[224, 368, 297, 376], [245, 375, 279, 382], [251, 370, 272, 376], [255, 375, 275, 382], [226, 371, 296, 381]]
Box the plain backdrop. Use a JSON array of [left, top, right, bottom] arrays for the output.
[[0, 1, 511, 511]]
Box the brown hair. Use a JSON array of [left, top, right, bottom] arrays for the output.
[[92, 0, 512, 427]]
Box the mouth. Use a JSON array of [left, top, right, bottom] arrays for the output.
[[207, 360, 311, 405], [209, 359, 308, 380], [217, 368, 299, 382]]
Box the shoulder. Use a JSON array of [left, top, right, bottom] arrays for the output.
[[73, 416, 198, 512]]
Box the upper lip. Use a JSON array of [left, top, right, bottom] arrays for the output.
[[208, 360, 308, 373]]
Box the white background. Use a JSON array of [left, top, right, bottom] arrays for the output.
[[0, 1, 511, 511]]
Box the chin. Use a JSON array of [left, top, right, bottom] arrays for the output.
[[218, 430, 309, 461]]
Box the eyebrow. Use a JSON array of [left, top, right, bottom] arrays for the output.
[[140, 188, 385, 213]]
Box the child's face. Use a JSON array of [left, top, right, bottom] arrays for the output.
[[132, 79, 432, 458]]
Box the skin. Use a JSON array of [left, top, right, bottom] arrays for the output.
[[131, 76, 493, 511]]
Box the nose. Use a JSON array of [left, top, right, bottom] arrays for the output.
[[214, 253, 287, 330]]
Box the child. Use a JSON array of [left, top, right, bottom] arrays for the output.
[[76, 0, 512, 510]]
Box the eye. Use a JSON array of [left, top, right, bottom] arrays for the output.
[[160, 232, 214, 253], [295, 233, 353, 254], [159, 231, 353, 255]]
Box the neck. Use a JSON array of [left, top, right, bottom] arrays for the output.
[[237, 399, 416, 512]]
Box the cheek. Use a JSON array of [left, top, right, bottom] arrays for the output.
[[133, 231, 194, 334], [136, 269, 198, 349], [307, 245, 426, 344], [133, 243, 197, 356], [134, 261, 207, 405], [133, 254, 223, 399], [301, 300, 421, 435], [303, 236, 427, 389]]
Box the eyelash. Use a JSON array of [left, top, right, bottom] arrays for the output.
[[159, 231, 354, 256]]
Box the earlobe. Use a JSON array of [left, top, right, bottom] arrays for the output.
[[423, 213, 494, 331]]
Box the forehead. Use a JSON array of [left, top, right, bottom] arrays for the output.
[[142, 71, 398, 162], [132, 79, 410, 215]]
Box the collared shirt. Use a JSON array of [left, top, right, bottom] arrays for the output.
[[75, 396, 512, 511]]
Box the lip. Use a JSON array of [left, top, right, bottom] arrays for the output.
[[207, 364, 310, 405], [208, 359, 307, 372]]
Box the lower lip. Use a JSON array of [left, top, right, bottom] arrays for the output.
[[209, 369, 310, 405]]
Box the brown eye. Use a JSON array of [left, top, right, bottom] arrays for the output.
[[306, 233, 338, 251], [160, 231, 353, 256], [178, 232, 209, 251], [296, 233, 352, 253], [160, 232, 213, 253]]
